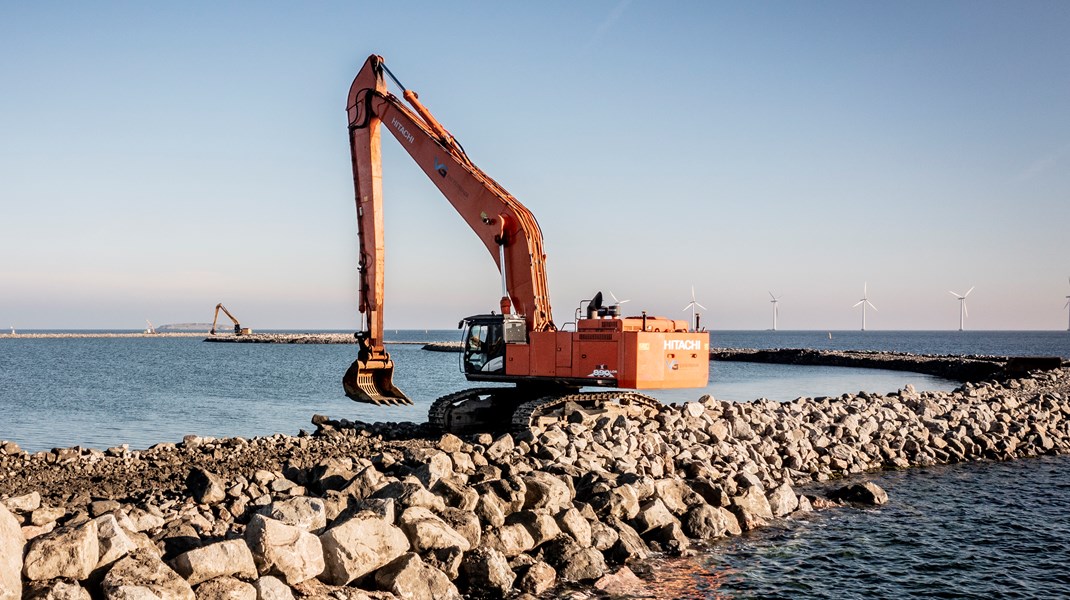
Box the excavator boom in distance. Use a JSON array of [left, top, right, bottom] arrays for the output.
[[210, 303, 252, 336], [342, 54, 709, 432]]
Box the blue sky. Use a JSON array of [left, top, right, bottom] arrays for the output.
[[1, 1, 1068, 330]]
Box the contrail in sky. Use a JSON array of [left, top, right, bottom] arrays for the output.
[[1018, 141, 1070, 181], [584, 0, 632, 51]]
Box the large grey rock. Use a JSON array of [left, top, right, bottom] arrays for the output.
[[412, 450, 454, 487], [473, 478, 526, 515], [89, 501, 122, 518], [459, 547, 515, 598], [606, 517, 648, 564], [474, 494, 506, 528], [631, 499, 677, 534], [767, 483, 800, 517], [481, 524, 535, 558], [22, 580, 90, 600], [732, 486, 774, 521], [101, 549, 195, 600], [588, 485, 640, 520], [259, 498, 327, 534], [308, 457, 356, 494], [244, 514, 324, 585], [554, 508, 592, 548], [340, 466, 387, 500], [23, 520, 99, 581], [522, 472, 573, 513], [485, 434, 515, 462], [171, 539, 258, 586], [589, 521, 619, 552], [719, 506, 743, 536], [516, 560, 555, 595], [682, 504, 731, 540], [509, 511, 561, 547], [374, 553, 461, 600], [644, 522, 690, 554], [319, 511, 410, 586], [126, 509, 166, 533], [0, 503, 23, 600], [594, 566, 649, 597], [828, 482, 889, 506], [538, 535, 606, 582], [187, 467, 227, 505], [2, 492, 41, 514], [430, 478, 478, 511], [398, 507, 471, 554], [251, 577, 293, 600], [194, 576, 256, 600], [30, 506, 66, 527], [96, 514, 138, 569], [437, 508, 481, 549], [371, 481, 446, 513], [654, 479, 701, 515]]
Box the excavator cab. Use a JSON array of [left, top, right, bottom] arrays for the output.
[[460, 315, 505, 374], [460, 314, 524, 375]]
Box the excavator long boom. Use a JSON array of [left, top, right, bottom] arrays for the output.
[[210, 303, 249, 335], [343, 54, 555, 405]]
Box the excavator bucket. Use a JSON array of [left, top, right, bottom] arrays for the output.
[[342, 357, 413, 406]]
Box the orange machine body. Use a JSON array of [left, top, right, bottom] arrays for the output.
[[501, 316, 709, 389]]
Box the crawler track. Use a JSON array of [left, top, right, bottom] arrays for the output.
[[428, 388, 662, 435], [512, 391, 661, 432], [428, 387, 513, 434]]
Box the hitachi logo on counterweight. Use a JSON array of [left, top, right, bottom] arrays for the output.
[[664, 339, 701, 350]]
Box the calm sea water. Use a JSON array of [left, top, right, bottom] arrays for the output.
[[0, 329, 1015, 452], [651, 455, 1070, 599], [1, 329, 1068, 597]]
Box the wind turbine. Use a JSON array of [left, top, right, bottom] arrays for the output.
[[608, 291, 630, 306], [768, 292, 782, 331], [1063, 277, 1069, 332], [683, 286, 707, 332], [949, 287, 974, 331], [852, 283, 877, 331]]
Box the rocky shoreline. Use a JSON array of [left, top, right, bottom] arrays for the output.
[[2, 367, 1069, 600]]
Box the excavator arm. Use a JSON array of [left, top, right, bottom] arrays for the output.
[[210, 303, 249, 335], [343, 54, 555, 406]]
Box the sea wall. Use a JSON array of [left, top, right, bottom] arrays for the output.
[[204, 333, 357, 344], [711, 347, 1065, 382], [1, 368, 1067, 599], [203, 334, 437, 345]]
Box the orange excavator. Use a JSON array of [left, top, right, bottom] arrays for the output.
[[342, 55, 709, 432]]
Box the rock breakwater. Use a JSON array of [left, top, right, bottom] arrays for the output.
[[1, 368, 1068, 599], [712, 347, 1066, 382], [204, 333, 357, 344], [203, 334, 444, 345]]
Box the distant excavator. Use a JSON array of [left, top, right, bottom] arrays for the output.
[[210, 304, 252, 336]]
